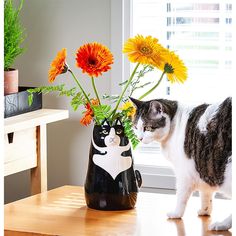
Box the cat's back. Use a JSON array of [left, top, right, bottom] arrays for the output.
[[185, 97, 231, 140], [183, 97, 231, 186]]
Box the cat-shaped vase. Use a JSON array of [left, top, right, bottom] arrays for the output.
[[84, 119, 142, 210]]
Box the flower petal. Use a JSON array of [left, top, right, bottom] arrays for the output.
[[48, 48, 67, 83]]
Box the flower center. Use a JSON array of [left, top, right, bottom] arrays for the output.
[[61, 63, 69, 74], [88, 57, 98, 67], [140, 45, 152, 55], [164, 63, 174, 73]]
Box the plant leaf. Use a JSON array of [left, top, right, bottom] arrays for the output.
[[70, 92, 84, 111], [27, 84, 79, 107], [122, 117, 140, 149]]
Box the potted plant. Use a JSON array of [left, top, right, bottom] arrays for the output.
[[4, 0, 26, 95], [28, 35, 187, 210]]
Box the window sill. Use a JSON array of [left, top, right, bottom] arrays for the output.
[[134, 162, 176, 190], [133, 144, 176, 190]]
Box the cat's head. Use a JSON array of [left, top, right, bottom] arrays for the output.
[[93, 119, 126, 147], [130, 97, 178, 144]]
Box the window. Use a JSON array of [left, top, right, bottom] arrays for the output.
[[111, 0, 233, 191], [132, 0, 233, 104]]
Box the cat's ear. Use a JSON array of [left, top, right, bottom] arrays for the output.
[[102, 119, 110, 127], [129, 97, 143, 109], [149, 100, 163, 118], [115, 118, 122, 126]]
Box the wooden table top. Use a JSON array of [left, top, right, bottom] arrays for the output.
[[4, 185, 232, 236]]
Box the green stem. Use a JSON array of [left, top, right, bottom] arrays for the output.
[[138, 71, 166, 100], [69, 69, 101, 125], [91, 76, 101, 105], [68, 69, 91, 105], [110, 63, 140, 120]]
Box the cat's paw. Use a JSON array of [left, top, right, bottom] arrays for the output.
[[208, 221, 231, 231], [198, 208, 211, 216], [167, 211, 183, 219]]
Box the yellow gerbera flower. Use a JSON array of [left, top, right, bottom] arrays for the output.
[[122, 35, 163, 66], [160, 49, 188, 83], [120, 101, 136, 118]]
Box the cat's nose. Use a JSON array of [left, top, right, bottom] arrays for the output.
[[109, 137, 114, 142]]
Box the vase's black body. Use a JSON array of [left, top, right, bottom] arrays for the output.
[[85, 120, 142, 210]]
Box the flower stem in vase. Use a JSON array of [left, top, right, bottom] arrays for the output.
[[68, 69, 91, 105], [138, 71, 166, 100], [110, 63, 140, 120], [91, 76, 101, 105]]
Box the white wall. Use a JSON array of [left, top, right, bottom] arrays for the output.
[[5, 0, 111, 203]]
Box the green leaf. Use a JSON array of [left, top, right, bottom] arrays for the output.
[[28, 93, 33, 106], [118, 80, 128, 86], [27, 84, 81, 109], [70, 92, 84, 111], [122, 117, 140, 149], [93, 104, 112, 124], [102, 94, 120, 103]]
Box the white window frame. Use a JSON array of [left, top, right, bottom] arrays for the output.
[[110, 0, 176, 191]]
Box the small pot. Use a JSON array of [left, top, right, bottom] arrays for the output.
[[84, 119, 142, 210], [4, 69, 19, 95]]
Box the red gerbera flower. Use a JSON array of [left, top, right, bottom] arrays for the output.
[[76, 42, 114, 77]]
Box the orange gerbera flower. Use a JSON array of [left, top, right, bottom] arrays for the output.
[[80, 99, 99, 126], [48, 48, 67, 83], [76, 42, 114, 77]]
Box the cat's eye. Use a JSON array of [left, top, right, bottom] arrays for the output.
[[116, 129, 122, 135], [102, 130, 108, 135], [144, 126, 154, 132]]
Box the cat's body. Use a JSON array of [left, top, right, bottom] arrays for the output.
[[130, 97, 232, 231]]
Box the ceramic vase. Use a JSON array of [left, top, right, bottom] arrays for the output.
[[84, 119, 142, 210]]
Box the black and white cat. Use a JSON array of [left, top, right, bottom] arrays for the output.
[[130, 97, 232, 231], [84, 119, 142, 210]]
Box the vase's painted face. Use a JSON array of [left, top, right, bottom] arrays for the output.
[[93, 119, 127, 147]]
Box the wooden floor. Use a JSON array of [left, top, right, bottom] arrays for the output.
[[4, 185, 232, 236]]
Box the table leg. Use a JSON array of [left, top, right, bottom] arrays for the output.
[[31, 124, 47, 195]]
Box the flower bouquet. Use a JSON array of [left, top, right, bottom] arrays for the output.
[[28, 34, 187, 210]]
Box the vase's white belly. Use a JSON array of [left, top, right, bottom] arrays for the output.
[[93, 149, 132, 180]]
